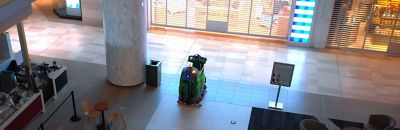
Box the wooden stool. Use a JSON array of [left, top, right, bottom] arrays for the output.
[[342, 127, 362, 130], [95, 102, 110, 130]]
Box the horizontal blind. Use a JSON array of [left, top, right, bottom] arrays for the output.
[[389, 18, 400, 44], [167, 0, 187, 27], [227, 0, 252, 34], [207, 0, 229, 22], [326, 0, 371, 49], [152, 0, 167, 25], [187, 0, 207, 29], [326, 0, 345, 47], [362, 2, 389, 51], [271, 0, 291, 37], [249, 0, 274, 36], [150, 0, 290, 38]]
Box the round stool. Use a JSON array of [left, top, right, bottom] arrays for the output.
[[95, 102, 110, 130], [342, 127, 362, 130]]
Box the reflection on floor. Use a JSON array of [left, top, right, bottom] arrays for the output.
[[7, 2, 400, 130], [247, 107, 317, 130], [25, 56, 400, 130], [24, 56, 162, 130], [8, 4, 400, 106]]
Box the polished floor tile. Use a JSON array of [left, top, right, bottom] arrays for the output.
[[8, 2, 400, 129]]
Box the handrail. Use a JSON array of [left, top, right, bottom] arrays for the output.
[[37, 91, 81, 130]]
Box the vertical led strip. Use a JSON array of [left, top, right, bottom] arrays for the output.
[[290, 0, 316, 43]]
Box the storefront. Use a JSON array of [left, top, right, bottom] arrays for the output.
[[52, 0, 82, 20], [150, 0, 293, 38], [327, 0, 400, 52]]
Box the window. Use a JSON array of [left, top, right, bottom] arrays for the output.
[[187, 0, 207, 29], [207, 0, 229, 22], [167, 0, 187, 27], [249, 0, 274, 36], [151, 0, 292, 38], [152, 0, 167, 25], [271, 0, 292, 37], [228, 0, 252, 34]]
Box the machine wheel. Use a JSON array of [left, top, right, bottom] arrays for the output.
[[201, 89, 207, 97]]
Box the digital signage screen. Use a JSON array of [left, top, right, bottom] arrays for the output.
[[289, 0, 316, 44], [66, 0, 80, 9]]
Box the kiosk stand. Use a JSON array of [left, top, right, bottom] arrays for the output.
[[268, 62, 295, 110], [269, 84, 284, 110]]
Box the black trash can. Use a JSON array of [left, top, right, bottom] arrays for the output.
[[146, 60, 161, 86]]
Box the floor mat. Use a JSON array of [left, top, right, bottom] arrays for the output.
[[248, 107, 317, 130], [330, 118, 400, 130], [329, 118, 364, 129]]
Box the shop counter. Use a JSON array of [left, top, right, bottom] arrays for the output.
[[0, 92, 45, 130], [48, 66, 68, 99]]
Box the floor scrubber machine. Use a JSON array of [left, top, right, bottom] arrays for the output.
[[178, 54, 207, 106]]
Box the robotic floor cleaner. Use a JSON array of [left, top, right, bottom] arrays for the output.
[[178, 54, 207, 106]]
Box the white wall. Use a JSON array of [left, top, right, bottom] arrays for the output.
[[310, 0, 334, 48], [82, 0, 103, 27]]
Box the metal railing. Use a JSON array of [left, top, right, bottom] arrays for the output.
[[38, 91, 81, 130]]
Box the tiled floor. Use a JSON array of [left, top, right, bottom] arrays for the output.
[[146, 95, 252, 130], [24, 56, 162, 130], [25, 56, 400, 130], [8, 4, 400, 105], [7, 1, 400, 129]]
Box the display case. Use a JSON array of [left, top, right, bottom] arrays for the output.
[[52, 0, 82, 20], [368, 1, 400, 47], [326, 0, 400, 52], [0, 92, 45, 130]]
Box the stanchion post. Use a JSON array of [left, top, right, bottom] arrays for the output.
[[70, 91, 81, 122], [268, 85, 284, 110], [38, 123, 44, 130], [274, 85, 281, 107]]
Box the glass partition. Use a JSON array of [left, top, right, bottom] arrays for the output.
[[327, 0, 400, 52], [227, 0, 252, 34], [150, 0, 292, 38], [152, 0, 167, 25], [167, 0, 187, 27], [249, 0, 274, 36], [271, 0, 292, 37], [187, 0, 207, 29], [207, 0, 229, 22]]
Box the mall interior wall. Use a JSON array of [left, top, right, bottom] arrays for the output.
[[81, 0, 103, 27], [310, 0, 334, 48], [79, 0, 334, 49]]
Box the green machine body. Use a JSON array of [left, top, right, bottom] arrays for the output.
[[178, 54, 207, 105]]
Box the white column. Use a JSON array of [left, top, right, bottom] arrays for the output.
[[310, 0, 334, 48], [102, 0, 147, 86]]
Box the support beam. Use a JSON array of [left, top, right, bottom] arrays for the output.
[[102, 0, 148, 86], [16, 22, 33, 86]]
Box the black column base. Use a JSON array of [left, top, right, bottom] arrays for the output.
[[70, 116, 81, 122]]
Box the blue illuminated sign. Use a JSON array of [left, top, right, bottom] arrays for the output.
[[289, 0, 316, 43]]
